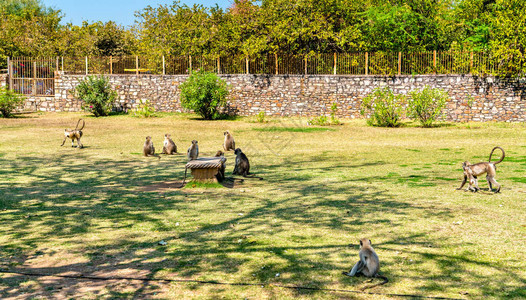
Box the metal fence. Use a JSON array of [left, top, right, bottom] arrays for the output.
[[8, 57, 57, 96], [45, 51, 511, 76], [6, 52, 518, 96]]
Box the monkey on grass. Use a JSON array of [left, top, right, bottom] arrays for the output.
[[143, 136, 161, 159], [61, 119, 85, 148], [343, 238, 388, 290], [457, 146, 505, 193], [223, 131, 235, 151], [162, 134, 177, 155], [232, 148, 263, 180]]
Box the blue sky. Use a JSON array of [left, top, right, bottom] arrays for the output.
[[42, 0, 232, 27]]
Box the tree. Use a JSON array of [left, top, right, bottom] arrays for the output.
[[179, 70, 229, 120], [0, 0, 62, 67]]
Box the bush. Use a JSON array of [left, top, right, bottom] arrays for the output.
[[308, 115, 330, 126], [408, 86, 449, 127], [0, 87, 25, 118], [256, 111, 266, 123], [308, 103, 341, 126], [133, 99, 156, 118], [330, 103, 341, 125], [76, 75, 117, 117], [361, 87, 405, 127], [179, 70, 229, 120]]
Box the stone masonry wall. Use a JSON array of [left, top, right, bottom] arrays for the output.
[[13, 73, 526, 122], [0, 73, 6, 89]]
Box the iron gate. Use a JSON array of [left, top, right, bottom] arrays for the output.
[[8, 57, 57, 96]]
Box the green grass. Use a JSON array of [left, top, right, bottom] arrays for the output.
[[0, 113, 525, 299], [253, 126, 336, 132]]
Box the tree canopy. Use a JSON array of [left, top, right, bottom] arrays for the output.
[[1, 0, 525, 75]]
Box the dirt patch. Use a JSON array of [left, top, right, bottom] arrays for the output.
[[138, 178, 246, 192], [138, 180, 186, 192]]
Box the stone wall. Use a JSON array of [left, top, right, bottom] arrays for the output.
[[0, 73, 6, 88], [12, 73, 526, 122]]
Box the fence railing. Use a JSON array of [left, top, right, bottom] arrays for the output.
[[8, 51, 519, 79], [8, 57, 56, 96]]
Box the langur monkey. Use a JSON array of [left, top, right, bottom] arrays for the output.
[[143, 136, 160, 159], [223, 131, 235, 151], [343, 238, 388, 290], [232, 148, 250, 176], [187, 140, 199, 160], [457, 146, 505, 193], [162, 134, 177, 155], [215, 150, 224, 157], [61, 119, 84, 148]]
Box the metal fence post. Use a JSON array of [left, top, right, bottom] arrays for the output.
[[8, 57, 13, 90], [275, 53, 278, 75], [365, 52, 369, 75], [433, 50, 437, 74], [162, 55, 165, 75], [136, 56, 139, 76], [333, 53, 337, 75], [470, 51, 474, 73], [398, 52, 401, 75], [33, 62, 37, 95]]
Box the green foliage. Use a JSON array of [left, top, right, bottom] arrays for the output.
[[408, 86, 449, 127], [361, 87, 405, 127], [0, 86, 24, 117], [256, 111, 266, 123], [330, 103, 340, 125], [308, 103, 341, 126], [253, 126, 335, 133], [308, 115, 330, 126], [1, 0, 526, 76], [179, 70, 229, 120], [133, 99, 155, 118], [76, 75, 117, 117]]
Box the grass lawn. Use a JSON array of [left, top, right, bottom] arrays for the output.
[[0, 112, 525, 299]]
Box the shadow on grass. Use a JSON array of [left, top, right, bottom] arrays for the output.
[[0, 153, 523, 298]]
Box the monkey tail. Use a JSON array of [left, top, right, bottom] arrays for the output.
[[360, 274, 388, 291], [75, 119, 85, 131], [181, 166, 189, 186], [489, 146, 505, 165], [243, 174, 264, 180]]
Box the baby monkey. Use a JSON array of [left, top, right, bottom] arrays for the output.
[[343, 238, 388, 290], [61, 119, 84, 148], [457, 146, 504, 193]]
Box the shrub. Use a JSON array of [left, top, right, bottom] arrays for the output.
[[76, 75, 117, 117], [360, 87, 405, 127], [179, 70, 229, 120], [330, 103, 341, 125], [0, 87, 25, 118], [308, 103, 341, 126], [133, 99, 156, 118], [308, 115, 330, 126], [408, 86, 449, 127], [256, 111, 266, 123]]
